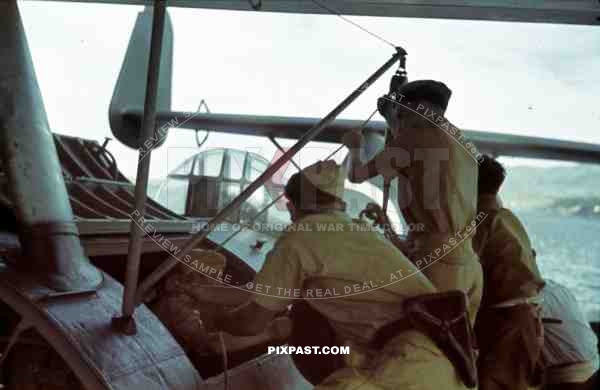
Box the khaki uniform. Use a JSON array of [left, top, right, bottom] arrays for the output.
[[251, 211, 467, 390], [374, 124, 483, 323], [473, 195, 545, 390]]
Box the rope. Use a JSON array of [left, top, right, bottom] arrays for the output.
[[309, 0, 396, 49], [359, 202, 406, 251]]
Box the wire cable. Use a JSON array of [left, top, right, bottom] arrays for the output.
[[309, 0, 396, 49], [326, 107, 380, 158]]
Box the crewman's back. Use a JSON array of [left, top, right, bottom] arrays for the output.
[[393, 122, 483, 323], [474, 195, 544, 307], [253, 210, 468, 390], [473, 156, 545, 390], [256, 211, 436, 344], [343, 79, 484, 323]]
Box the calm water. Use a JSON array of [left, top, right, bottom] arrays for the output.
[[518, 211, 600, 321]]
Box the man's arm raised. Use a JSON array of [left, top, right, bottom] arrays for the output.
[[344, 129, 411, 183], [344, 130, 381, 183]]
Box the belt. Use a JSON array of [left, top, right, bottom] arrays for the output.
[[488, 295, 543, 309], [407, 231, 476, 254], [369, 318, 414, 350], [407, 226, 478, 243]]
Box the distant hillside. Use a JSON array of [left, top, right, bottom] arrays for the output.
[[142, 165, 600, 218], [501, 164, 600, 217]]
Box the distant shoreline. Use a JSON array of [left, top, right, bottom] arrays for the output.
[[517, 197, 600, 219]]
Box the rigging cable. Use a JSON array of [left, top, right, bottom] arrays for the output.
[[220, 0, 396, 246], [309, 0, 396, 49], [326, 107, 379, 158], [228, 1, 397, 249], [247, 0, 394, 49], [211, 107, 379, 254]]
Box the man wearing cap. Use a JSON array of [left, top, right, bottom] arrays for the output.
[[212, 160, 469, 389], [473, 155, 545, 390], [344, 80, 483, 323]]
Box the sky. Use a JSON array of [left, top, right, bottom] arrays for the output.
[[18, 1, 600, 179]]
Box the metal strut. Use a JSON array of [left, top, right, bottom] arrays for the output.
[[379, 48, 408, 216], [268, 136, 301, 171], [212, 108, 378, 256], [116, 0, 167, 334], [0, 0, 102, 292], [133, 48, 407, 306]]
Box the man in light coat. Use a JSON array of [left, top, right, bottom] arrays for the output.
[[344, 80, 483, 323], [212, 160, 470, 390]]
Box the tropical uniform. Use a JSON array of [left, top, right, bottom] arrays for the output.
[[251, 211, 468, 390], [473, 195, 546, 390], [373, 122, 483, 323]]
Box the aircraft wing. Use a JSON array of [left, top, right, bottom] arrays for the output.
[[42, 0, 600, 26], [139, 110, 600, 164]]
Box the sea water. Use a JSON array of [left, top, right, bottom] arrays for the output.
[[519, 211, 600, 322]]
